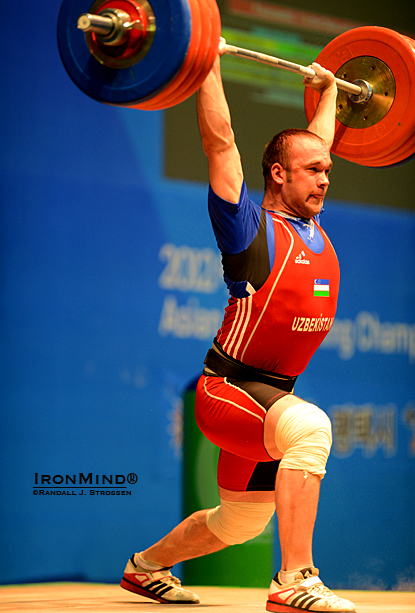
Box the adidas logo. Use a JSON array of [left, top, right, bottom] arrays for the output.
[[295, 251, 310, 265]]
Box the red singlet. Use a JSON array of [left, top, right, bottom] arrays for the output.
[[216, 213, 339, 377], [195, 211, 340, 491]]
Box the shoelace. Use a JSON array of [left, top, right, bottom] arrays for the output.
[[160, 575, 182, 587], [302, 582, 341, 601]]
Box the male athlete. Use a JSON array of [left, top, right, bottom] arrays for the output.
[[121, 42, 356, 613]]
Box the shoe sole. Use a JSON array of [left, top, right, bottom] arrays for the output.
[[266, 599, 355, 613], [267, 602, 301, 613], [120, 577, 200, 604]]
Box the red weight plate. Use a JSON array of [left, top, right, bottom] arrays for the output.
[[159, 0, 212, 107], [362, 128, 415, 166], [140, 0, 204, 109], [139, 0, 220, 109], [353, 34, 415, 166], [304, 27, 415, 166], [164, 0, 221, 108], [131, 0, 201, 109], [133, 0, 220, 109]]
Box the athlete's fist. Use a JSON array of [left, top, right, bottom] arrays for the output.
[[303, 62, 336, 93]]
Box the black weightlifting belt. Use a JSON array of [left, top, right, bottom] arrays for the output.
[[204, 339, 297, 393]]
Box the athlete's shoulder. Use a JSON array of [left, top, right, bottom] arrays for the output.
[[208, 180, 260, 212], [208, 180, 262, 254]]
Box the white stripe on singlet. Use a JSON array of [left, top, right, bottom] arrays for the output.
[[203, 376, 266, 422]]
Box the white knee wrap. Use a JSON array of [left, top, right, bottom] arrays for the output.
[[275, 402, 332, 477], [205, 499, 275, 545]]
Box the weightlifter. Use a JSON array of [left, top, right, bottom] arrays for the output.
[[121, 41, 356, 613]]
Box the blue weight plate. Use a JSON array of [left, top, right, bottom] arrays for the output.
[[57, 0, 191, 105]]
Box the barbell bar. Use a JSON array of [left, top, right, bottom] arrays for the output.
[[215, 45, 367, 100], [57, 0, 415, 167]]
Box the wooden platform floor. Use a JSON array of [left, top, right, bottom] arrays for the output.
[[0, 583, 414, 613]]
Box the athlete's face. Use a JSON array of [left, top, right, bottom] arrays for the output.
[[273, 136, 332, 219]]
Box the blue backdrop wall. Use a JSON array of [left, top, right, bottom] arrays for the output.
[[1, 0, 414, 591]]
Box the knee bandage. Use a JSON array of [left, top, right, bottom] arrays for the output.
[[275, 402, 332, 477], [206, 499, 275, 545]]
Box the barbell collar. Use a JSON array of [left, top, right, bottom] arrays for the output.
[[348, 79, 373, 103], [78, 9, 143, 47], [78, 11, 144, 32]]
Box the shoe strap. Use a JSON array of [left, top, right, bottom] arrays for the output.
[[299, 576, 322, 589]]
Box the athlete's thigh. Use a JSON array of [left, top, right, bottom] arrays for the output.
[[218, 449, 279, 495], [195, 374, 288, 462]]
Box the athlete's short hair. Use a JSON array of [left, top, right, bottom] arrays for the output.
[[262, 129, 325, 189]]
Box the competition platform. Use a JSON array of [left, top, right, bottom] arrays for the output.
[[0, 583, 414, 613]]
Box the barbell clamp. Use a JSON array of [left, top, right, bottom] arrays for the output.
[[78, 10, 137, 45], [348, 79, 373, 104]]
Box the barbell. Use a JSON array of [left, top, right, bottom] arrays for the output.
[[57, 0, 415, 167]]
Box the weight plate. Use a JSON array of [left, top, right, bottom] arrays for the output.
[[154, 0, 212, 108], [170, 0, 221, 107], [304, 27, 415, 167], [135, 0, 220, 109], [57, 0, 191, 105], [364, 127, 415, 166], [361, 36, 415, 166], [133, 0, 203, 109], [381, 150, 415, 168], [335, 57, 395, 129]]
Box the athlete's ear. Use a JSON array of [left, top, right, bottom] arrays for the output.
[[270, 163, 284, 185]]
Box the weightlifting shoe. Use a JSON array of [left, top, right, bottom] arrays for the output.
[[120, 553, 200, 604], [266, 567, 356, 612]]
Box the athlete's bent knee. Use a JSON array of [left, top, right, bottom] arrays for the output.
[[206, 499, 275, 545], [275, 402, 332, 477]]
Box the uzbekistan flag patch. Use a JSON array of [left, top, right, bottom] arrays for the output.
[[314, 279, 330, 297]]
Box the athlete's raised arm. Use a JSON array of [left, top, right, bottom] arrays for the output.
[[197, 42, 243, 203], [304, 62, 338, 149]]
